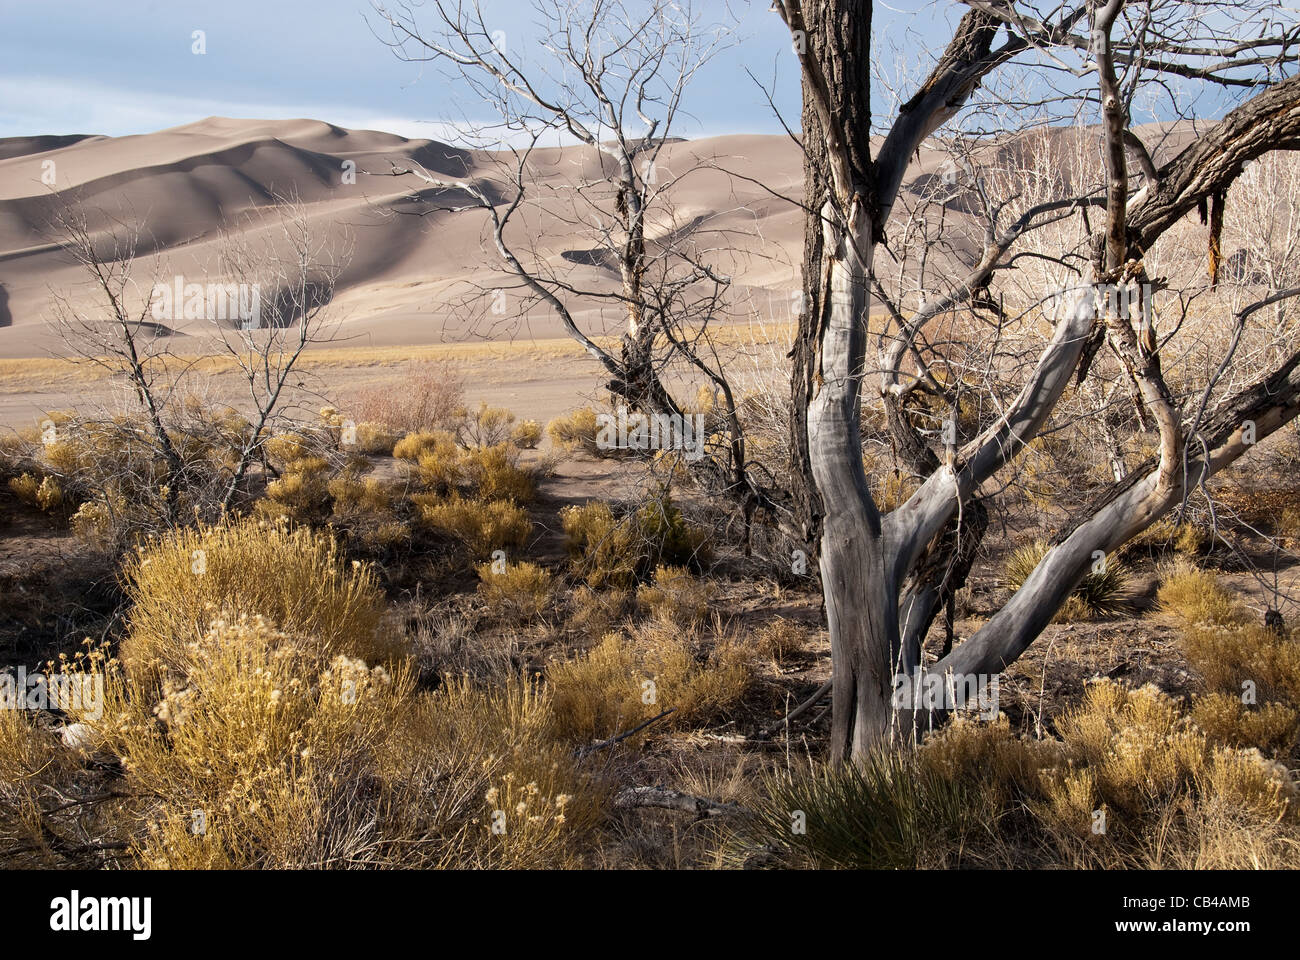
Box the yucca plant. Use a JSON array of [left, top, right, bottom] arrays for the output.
[[1002, 539, 1132, 620]]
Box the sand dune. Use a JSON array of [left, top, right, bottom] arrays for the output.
[[0, 117, 810, 358], [0, 116, 1202, 362]]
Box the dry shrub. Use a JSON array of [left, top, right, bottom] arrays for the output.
[[546, 407, 604, 456], [400, 432, 537, 504], [457, 401, 516, 448], [82, 617, 601, 868], [752, 618, 809, 663], [261, 431, 318, 467], [1126, 517, 1206, 558], [348, 362, 465, 434], [636, 564, 715, 628], [417, 494, 531, 558], [120, 518, 393, 683], [256, 455, 332, 523], [0, 692, 86, 866], [1002, 540, 1131, 619], [7, 472, 62, 511], [1190, 693, 1300, 759], [476, 561, 555, 621], [406, 607, 514, 681], [1182, 622, 1300, 707], [747, 682, 1300, 869], [548, 626, 752, 743], [32, 412, 241, 546], [349, 422, 400, 457], [460, 444, 537, 503], [560, 494, 711, 589], [1155, 558, 1250, 629], [1033, 682, 1298, 857], [568, 586, 628, 637], [871, 469, 919, 513], [511, 420, 542, 449], [393, 429, 458, 463], [328, 474, 399, 518]]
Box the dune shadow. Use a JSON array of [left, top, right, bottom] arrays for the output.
[[0, 283, 10, 328]]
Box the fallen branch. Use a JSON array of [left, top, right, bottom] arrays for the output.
[[614, 785, 747, 819], [756, 679, 833, 740], [576, 708, 676, 757]]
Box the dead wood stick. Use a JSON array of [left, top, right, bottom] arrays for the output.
[[756, 678, 833, 739], [576, 708, 676, 757], [614, 785, 747, 819]]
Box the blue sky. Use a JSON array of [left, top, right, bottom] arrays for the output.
[[0, 0, 962, 140]]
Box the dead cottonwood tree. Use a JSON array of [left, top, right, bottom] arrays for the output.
[[369, 0, 789, 528], [778, 0, 1300, 761]]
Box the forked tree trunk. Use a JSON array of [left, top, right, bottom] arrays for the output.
[[789, 0, 901, 761]]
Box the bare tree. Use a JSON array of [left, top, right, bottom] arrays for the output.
[[368, 0, 791, 532], [43, 194, 351, 534], [213, 196, 352, 511], [776, 0, 1300, 762]]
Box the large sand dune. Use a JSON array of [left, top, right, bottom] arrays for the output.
[[0, 117, 810, 358]]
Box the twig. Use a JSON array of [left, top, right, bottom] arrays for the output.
[[756, 679, 833, 740], [576, 708, 676, 757]]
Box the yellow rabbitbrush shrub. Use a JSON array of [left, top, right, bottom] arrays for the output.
[[90, 617, 603, 868], [7, 472, 62, 511], [255, 455, 333, 523], [394, 429, 458, 464], [121, 519, 394, 683], [476, 561, 555, 621], [546, 407, 604, 456], [1156, 559, 1251, 630], [1190, 693, 1300, 759], [751, 683, 1300, 870], [511, 420, 542, 449], [561, 494, 711, 589], [636, 565, 715, 628], [418, 494, 531, 558], [548, 626, 751, 743], [1160, 561, 1300, 708]]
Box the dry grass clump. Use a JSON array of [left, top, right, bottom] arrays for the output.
[[1155, 558, 1251, 629], [417, 495, 531, 558], [476, 561, 555, 622], [567, 586, 628, 637], [547, 625, 752, 744], [636, 565, 715, 628], [1002, 540, 1132, 620], [546, 407, 604, 456], [752, 618, 809, 663], [560, 494, 711, 589], [120, 518, 393, 683]]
